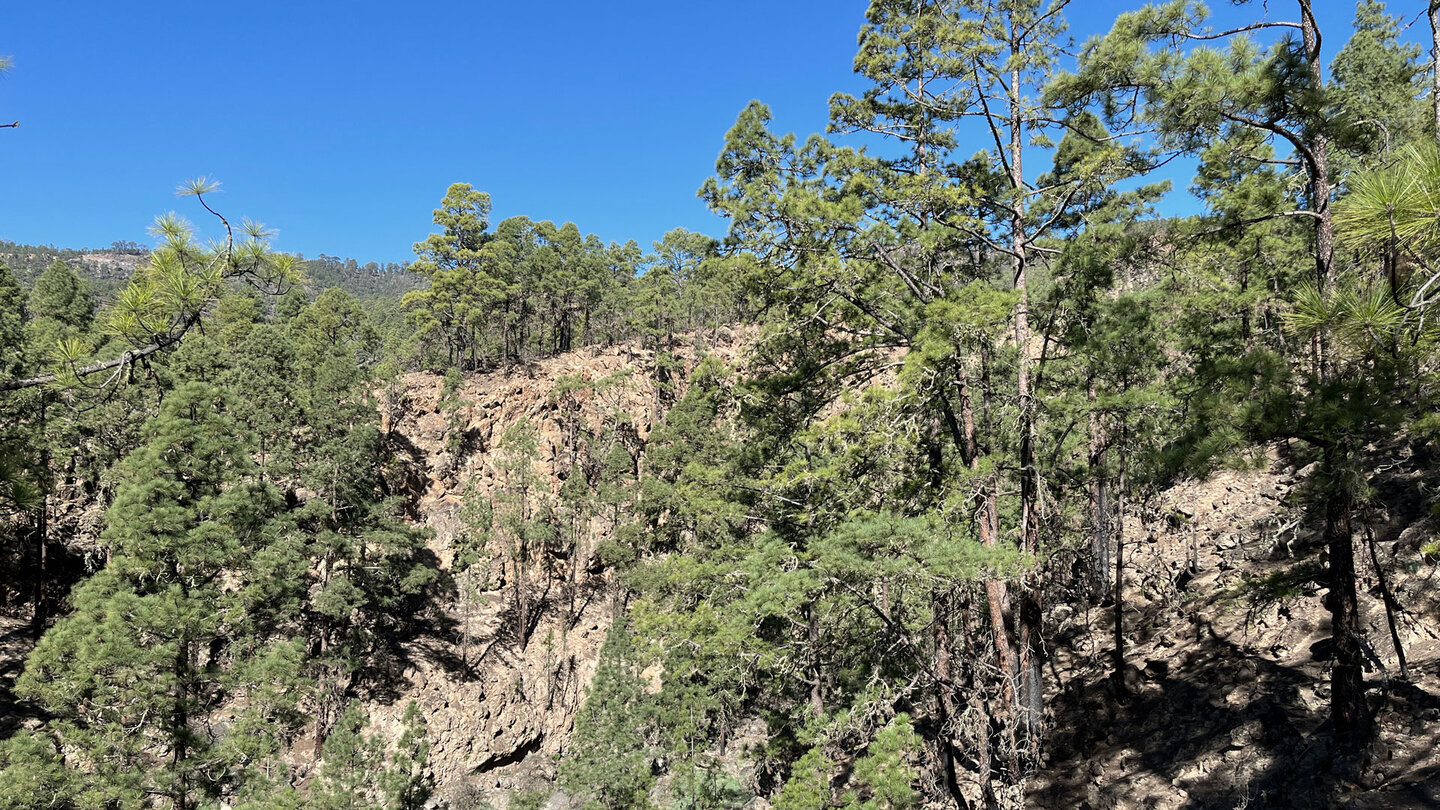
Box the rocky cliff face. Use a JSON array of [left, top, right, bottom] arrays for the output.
[[369, 340, 1440, 808], [367, 335, 749, 801]]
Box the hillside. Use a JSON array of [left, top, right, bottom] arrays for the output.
[[382, 362, 1440, 809], [381, 361, 1440, 809], [1037, 451, 1440, 809], [0, 240, 420, 302], [3, 335, 1439, 808], [331, 335, 750, 799], [0, 242, 145, 297]]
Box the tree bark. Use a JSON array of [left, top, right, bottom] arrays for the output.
[[1323, 448, 1368, 750], [1430, 2, 1440, 147], [0, 344, 164, 392], [1008, 31, 1045, 738], [960, 362, 1020, 717], [932, 591, 971, 810], [29, 396, 50, 639], [1087, 383, 1111, 601], [1299, 1, 1336, 292], [1365, 524, 1409, 681], [1111, 419, 1129, 695], [807, 604, 824, 717], [172, 638, 192, 810]]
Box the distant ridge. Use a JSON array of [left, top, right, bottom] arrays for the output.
[[0, 239, 423, 301]]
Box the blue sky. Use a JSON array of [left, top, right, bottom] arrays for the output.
[[0, 1, 1426, 265]]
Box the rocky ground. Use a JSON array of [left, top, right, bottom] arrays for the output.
[[0, 615, 34, 739], [1036, 446, 1440, 809]]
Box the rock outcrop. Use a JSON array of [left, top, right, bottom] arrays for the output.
[[367, 335, 749, 797]]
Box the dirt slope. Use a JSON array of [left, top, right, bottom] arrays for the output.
[[1036, 449, 1440, 809]]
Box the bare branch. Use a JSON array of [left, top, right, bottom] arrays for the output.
[[1182, 21, 1302, 40]]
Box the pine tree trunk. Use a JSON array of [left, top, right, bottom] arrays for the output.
[[1323, 447, 1368, 750], [1111, 420, 1129, 695], [1008, 46, 1045, 738], [1365, 524, 1408, 680], [30, 396, 49, 639], [960, 363, 1020, 717], [932, 592, 970, 810], [959, 590, 999, 810], [1087, 383, 1110, 601], [807, 604, 824, 717], [30, 502, 46, 639], [516, 554, 530, 651], [172, 639, 192, 810], [1299, 2, 1336, 292], [1430, 2, 1440, 146]]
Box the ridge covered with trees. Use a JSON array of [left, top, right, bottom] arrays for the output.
[[4, 1, 1440, 808]]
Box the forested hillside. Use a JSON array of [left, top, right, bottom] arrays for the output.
[[0, 240, 422, 303], [4, 1, 1440, 809]]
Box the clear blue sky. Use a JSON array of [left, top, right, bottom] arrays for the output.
[[0, 2, 1424, 265]]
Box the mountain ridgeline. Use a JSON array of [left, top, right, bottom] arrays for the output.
[[4, 1, 1440, 809]]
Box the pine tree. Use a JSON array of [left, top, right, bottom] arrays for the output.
[[312, 703, 388, 810], [284, 291, 435, 754], [0, 262, 26, 378], [15, 381, 299, 810], [403, 183, 498, 368], [1056, 0, 1380, 751], [845, 716, 921, 810], [700, 4, 1156, 792], [382, 702, 433, 810], [27, 259, 92, 331], [24, 259, 93, 364], [1330, 1, 1426, 171], [0, 730, 76, 810], [3, 183, 296, 393], [559, 621, 655, 810], [488, 418, 556, 649]]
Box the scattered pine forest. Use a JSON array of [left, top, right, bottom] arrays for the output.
[[4, 2, 1440, 809]]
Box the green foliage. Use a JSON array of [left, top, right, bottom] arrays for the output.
[[27, 259, 92, 331], [312, 700, 431, 810], [24, 259, 94, 366], [6, 5, 1439, 808], [636, 357, 743, 560], [0, 731, 75, 810], [276, 285, 309, 321], [845, 716, 920, 810], [0, 262, 27, 377], [508, 788, 550, 810], [109, 200, 297, 363], [1329, 1, 1426, 170], [401, 184, 747, 373], [439, 367, 471, 465], [773, 747, 833, 810], [382, 702, 434, 810], [15, 382, 299, 809], [313, 703, 389, 810], [560, 621, 656, 810], [1335, 144, 1440, 264], [671, 762, 750, 810]]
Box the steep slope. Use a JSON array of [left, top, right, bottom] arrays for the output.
[[5, 333, 1436, 809], [366, 347, 1440, 808], [1036, 449, 1440, 809], [365, 334, 749, 798]]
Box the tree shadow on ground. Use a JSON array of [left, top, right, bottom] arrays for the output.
[[1039, 615, 1440, 809], [0, 617, 45, 741]]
